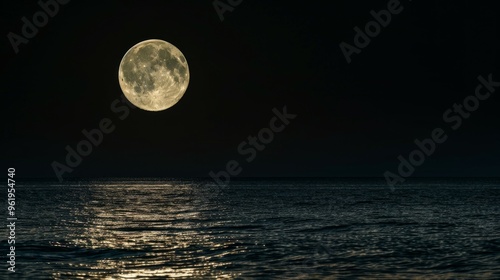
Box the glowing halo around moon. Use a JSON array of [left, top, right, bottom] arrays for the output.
[[118, 39, 190, 111]]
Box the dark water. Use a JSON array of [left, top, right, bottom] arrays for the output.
[[2, 178, 500, 279]]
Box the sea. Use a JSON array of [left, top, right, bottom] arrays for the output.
[[2, 178, 499, 279]]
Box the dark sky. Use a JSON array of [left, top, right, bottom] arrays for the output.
[[1, 0, 499, 180]]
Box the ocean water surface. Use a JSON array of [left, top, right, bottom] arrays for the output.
[[3, 178, 500, 279]]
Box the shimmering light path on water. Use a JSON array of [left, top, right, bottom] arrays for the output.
[[3, 179, 499, 279]]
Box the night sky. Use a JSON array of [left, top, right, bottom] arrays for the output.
[[1, 0, 499, 180]]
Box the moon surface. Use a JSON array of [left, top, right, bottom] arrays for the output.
[[118, 39, 189, 111]]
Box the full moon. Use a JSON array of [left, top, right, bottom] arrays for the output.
[[118, 39, 190, 111]]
